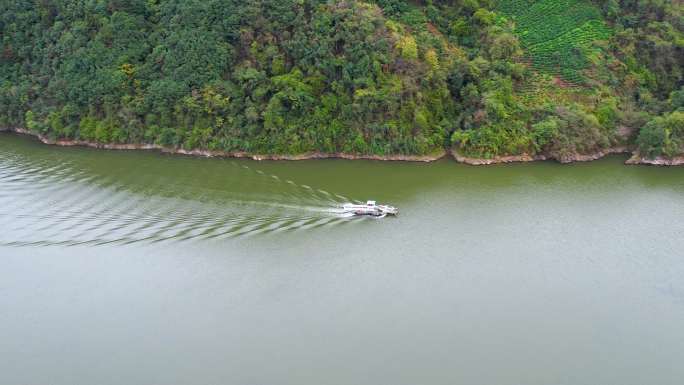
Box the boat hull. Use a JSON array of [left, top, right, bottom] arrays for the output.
[[342, 203, 398, 217]]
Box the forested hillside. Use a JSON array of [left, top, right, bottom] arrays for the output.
[[1, 0, 682, 160]]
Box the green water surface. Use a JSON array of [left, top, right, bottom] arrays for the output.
[[1, 132, 684, 384]]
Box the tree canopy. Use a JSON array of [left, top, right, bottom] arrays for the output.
[[1, 0, 682, 159]]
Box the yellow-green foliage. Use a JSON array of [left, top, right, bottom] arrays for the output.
[[396, 35, 418, 60], [424, 49, 440, 71]]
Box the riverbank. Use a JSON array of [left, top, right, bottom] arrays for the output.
[[5, 127, 446, 162], [4, 127, 681, 166], [625, 154, 684, 166], [451, 147, 633, 165]]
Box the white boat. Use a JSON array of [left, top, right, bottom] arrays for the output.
[[342, 200, 398, 217]]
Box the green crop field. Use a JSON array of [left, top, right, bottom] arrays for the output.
[[497, 0, 612, 83]]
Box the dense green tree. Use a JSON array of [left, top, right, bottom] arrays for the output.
[[1, 0, 682, 159]]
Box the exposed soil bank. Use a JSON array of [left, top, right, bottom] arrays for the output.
[[452, 151, 548, 165], [6, 128, 445, 162], [5, 128, 682, 166]]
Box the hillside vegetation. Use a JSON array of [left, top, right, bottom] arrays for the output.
[[1, 0, 682, 160]]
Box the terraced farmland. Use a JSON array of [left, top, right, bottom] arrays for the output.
[[497, 0, 612, 83]]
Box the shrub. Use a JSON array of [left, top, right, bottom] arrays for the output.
[[637, 111, 684, 158]]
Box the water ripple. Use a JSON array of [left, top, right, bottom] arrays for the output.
[[0, 144, 360, 247]]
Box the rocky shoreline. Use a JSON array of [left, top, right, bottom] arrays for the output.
[[451, 146, 633, 165], [4, 127, 682, 166], [625, 154, 684, 166]]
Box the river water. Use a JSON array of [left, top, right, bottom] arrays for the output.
[[2, 132, 684, 384]]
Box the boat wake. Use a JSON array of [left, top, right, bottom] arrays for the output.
[[0, 148, 365, 247]]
